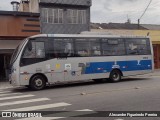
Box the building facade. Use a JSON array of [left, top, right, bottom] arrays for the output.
[[0, 11, 40, 80], [19, 0, 92, 34]]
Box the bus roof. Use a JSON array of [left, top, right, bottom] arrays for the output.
[[29, 34, 149, 39]]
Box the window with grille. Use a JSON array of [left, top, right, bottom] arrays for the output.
[[68, 9, 87, 24], [42, 8, 63, 24]]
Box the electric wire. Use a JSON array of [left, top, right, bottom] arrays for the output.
[[139, 0, 153, 20]]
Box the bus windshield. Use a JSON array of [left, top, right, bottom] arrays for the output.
[[10, 39, 28, 65]]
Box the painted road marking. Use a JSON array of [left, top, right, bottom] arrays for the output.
[[0, 98, 50, 107], [4, 102, 71, 111], [0, 95, 35, 101], [0, 93, 22, 97], [0, 91, 12, 94], [77, 109, 93, 111], [0, 87, 13, 90]]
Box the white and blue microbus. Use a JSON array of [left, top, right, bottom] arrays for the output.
[[9, 34, 154, 90]]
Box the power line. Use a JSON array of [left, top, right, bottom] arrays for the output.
[[139, 0, 153, 20]]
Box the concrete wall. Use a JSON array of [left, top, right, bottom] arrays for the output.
[[19, 0, 39, 13], [19, 2, 29, 12], [29, 0, 39, 13]]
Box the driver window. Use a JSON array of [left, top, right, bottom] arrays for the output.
[[23, 41, 45, 58], [35, 42, 45, 58]]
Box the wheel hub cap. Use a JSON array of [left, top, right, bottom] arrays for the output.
[[35, 79, 42, 87]]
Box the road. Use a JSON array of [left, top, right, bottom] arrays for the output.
[[0, 74, 160, 120]]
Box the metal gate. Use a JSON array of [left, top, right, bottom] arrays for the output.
[[0, 54, 11, 81]]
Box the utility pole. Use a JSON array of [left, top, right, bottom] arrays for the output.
[[138, 19, 140, 29], [138, 0, 152, 29]]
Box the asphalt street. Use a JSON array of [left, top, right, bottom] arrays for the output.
[[0, 73, 160, 120]]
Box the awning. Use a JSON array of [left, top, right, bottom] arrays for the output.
[[0, 40, 22, 54], [0, 40, 22, 49]]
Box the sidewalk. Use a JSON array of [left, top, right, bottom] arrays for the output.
[[125, 69, 160, 79], [0, 81, 13, 89], [142, 69, 160, 77]]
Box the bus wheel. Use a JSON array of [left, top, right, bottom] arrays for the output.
[[30, 75, 46, 90], [109, 70, 121, 82]]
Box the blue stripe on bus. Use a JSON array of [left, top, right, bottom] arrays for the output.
[[84, 60, 152, 74]]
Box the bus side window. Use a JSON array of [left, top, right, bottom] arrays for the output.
[[90, 41, 101, 56], [102, 39, 125, 56], [54, 38, 74, 58], [45, 39, 55, 59], [75, 40, 90, 57], [126, 39, 149, 55], [35, 42, 45, 58]]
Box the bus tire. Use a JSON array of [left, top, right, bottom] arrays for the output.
[[109, 69, 122, 82], [30, 75, 46, 90]]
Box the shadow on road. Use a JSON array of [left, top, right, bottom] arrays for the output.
[[121, 77, 150, 82]]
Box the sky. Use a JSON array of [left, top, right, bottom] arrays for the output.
[[0, 0, 160, 24]]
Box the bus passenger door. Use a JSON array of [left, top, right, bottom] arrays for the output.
[[51, 60, 65, 82], [50, 38, 75, 82], [64, 38, 91, 81]]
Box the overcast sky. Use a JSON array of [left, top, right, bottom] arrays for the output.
[[0, 0, 160, 24]]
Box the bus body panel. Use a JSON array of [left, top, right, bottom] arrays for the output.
[[18, 55, 152, 86]]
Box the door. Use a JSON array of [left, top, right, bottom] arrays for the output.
[[55, 38, 91, 82], [0, 54, 5, 80], [66, 39, 91, 81], [153, 45, 158, 69], [4, 55, 11, 80], [51, 38, 73, 82]]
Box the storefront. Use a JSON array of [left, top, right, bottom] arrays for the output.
[[0, 54, 11, 80], [153, 44, 160, 69], [0, 40, 22, 80]]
